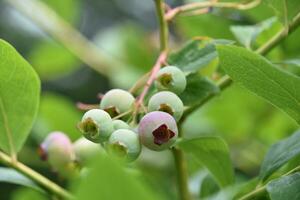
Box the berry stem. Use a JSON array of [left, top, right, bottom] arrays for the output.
[[154, 0, 169, 51], [172, 147, 191, 200], [76, 102, 99, 111], [0, 151, 74, 199]]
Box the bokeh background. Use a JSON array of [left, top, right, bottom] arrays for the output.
[[0, 0, 300, 199]]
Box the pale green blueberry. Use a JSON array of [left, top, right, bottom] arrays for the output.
[[73, 137, 102, 165], [155, 66, 187, 94], [148, 91, 184, 121], [78, 109, 114, 143], [108, 129, 141, 162], [100, 89, 135, 117], [112, 120, 131, 130]]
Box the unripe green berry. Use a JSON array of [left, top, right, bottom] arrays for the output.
[[100, 89, 135, 117], [148, 91, 184, 121], [108, 129, 141, 162], [112, 120, 131, 130], [155, 66, 187, 94], [78, 109, 114, 143], [39, 132, 75, 173], [73, 137, 102, 166], [138, 111, 178, 151]]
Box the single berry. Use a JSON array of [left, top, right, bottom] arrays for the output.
[[108, 129, 141, 162], [73, 137, 103, 166], [112, 120, 131, 130], [155, 66, 187, 94], [148, 91, 184, 121], [78, 109, 114, 143], [100, 89, 135, 117], [39, 132, 75, 173], [138, 111, 178, 151]]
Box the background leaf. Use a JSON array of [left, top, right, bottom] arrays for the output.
[[266, 172, 300, 200], [75, 155, 162, 200], [0, 39, 40, 154], [177, 137, 235, 187], [259, 130, 300, 181], [0, 167, 42, 192], [168, 40, 218, 74], [265, 0, 300, 26], [217, 45, 300, 124], [179, 73, 219, 107]]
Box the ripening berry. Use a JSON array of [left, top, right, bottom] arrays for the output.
[[112, 120, 131, 130], [100, 89, 135, 117], [73, 137, 102, 166], [138, 111, 178, 151], [78, 109, 114, 143], [148, 91, 184, 121], [108, 129, 141, 162], [39, 131, 75, 173], [155, 66, 187, 94]]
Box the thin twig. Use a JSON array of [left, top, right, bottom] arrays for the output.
[[134, 51, 167, 112], [165, 0, 261, 21], [76, 102, 99, 111], [0, 151, 73, 199]]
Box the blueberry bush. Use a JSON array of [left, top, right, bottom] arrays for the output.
[[1, 0, 300, 200]]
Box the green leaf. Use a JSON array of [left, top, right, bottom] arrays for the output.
[[177, 137, 235, 187], [267, 172, 300, 200], [199, 173, 220, 198], [259, 130, 300, 181], [168, 40, 218, 73], [168, 40, 233, 74], [0, 167, 43, 192], [179, 73, 219, 107], [75, 156, 161, 200], [217, 45, 300, 124], [230, 17, 281, 49], [0, 39, 40, 154], [265, 0, 300, 26]]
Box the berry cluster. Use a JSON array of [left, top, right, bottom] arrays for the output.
[[39, 66, 187, 171]]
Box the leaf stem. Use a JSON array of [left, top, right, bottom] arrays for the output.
[[0, 151, 74, 199]]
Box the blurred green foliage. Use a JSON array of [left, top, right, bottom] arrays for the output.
[[0, 0, 300, 199]]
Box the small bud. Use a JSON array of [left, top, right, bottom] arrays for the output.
[[112, 120, 131, 130]]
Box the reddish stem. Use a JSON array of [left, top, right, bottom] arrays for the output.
[[135, 51, 168, 110], [76, 102, 99, 111]]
